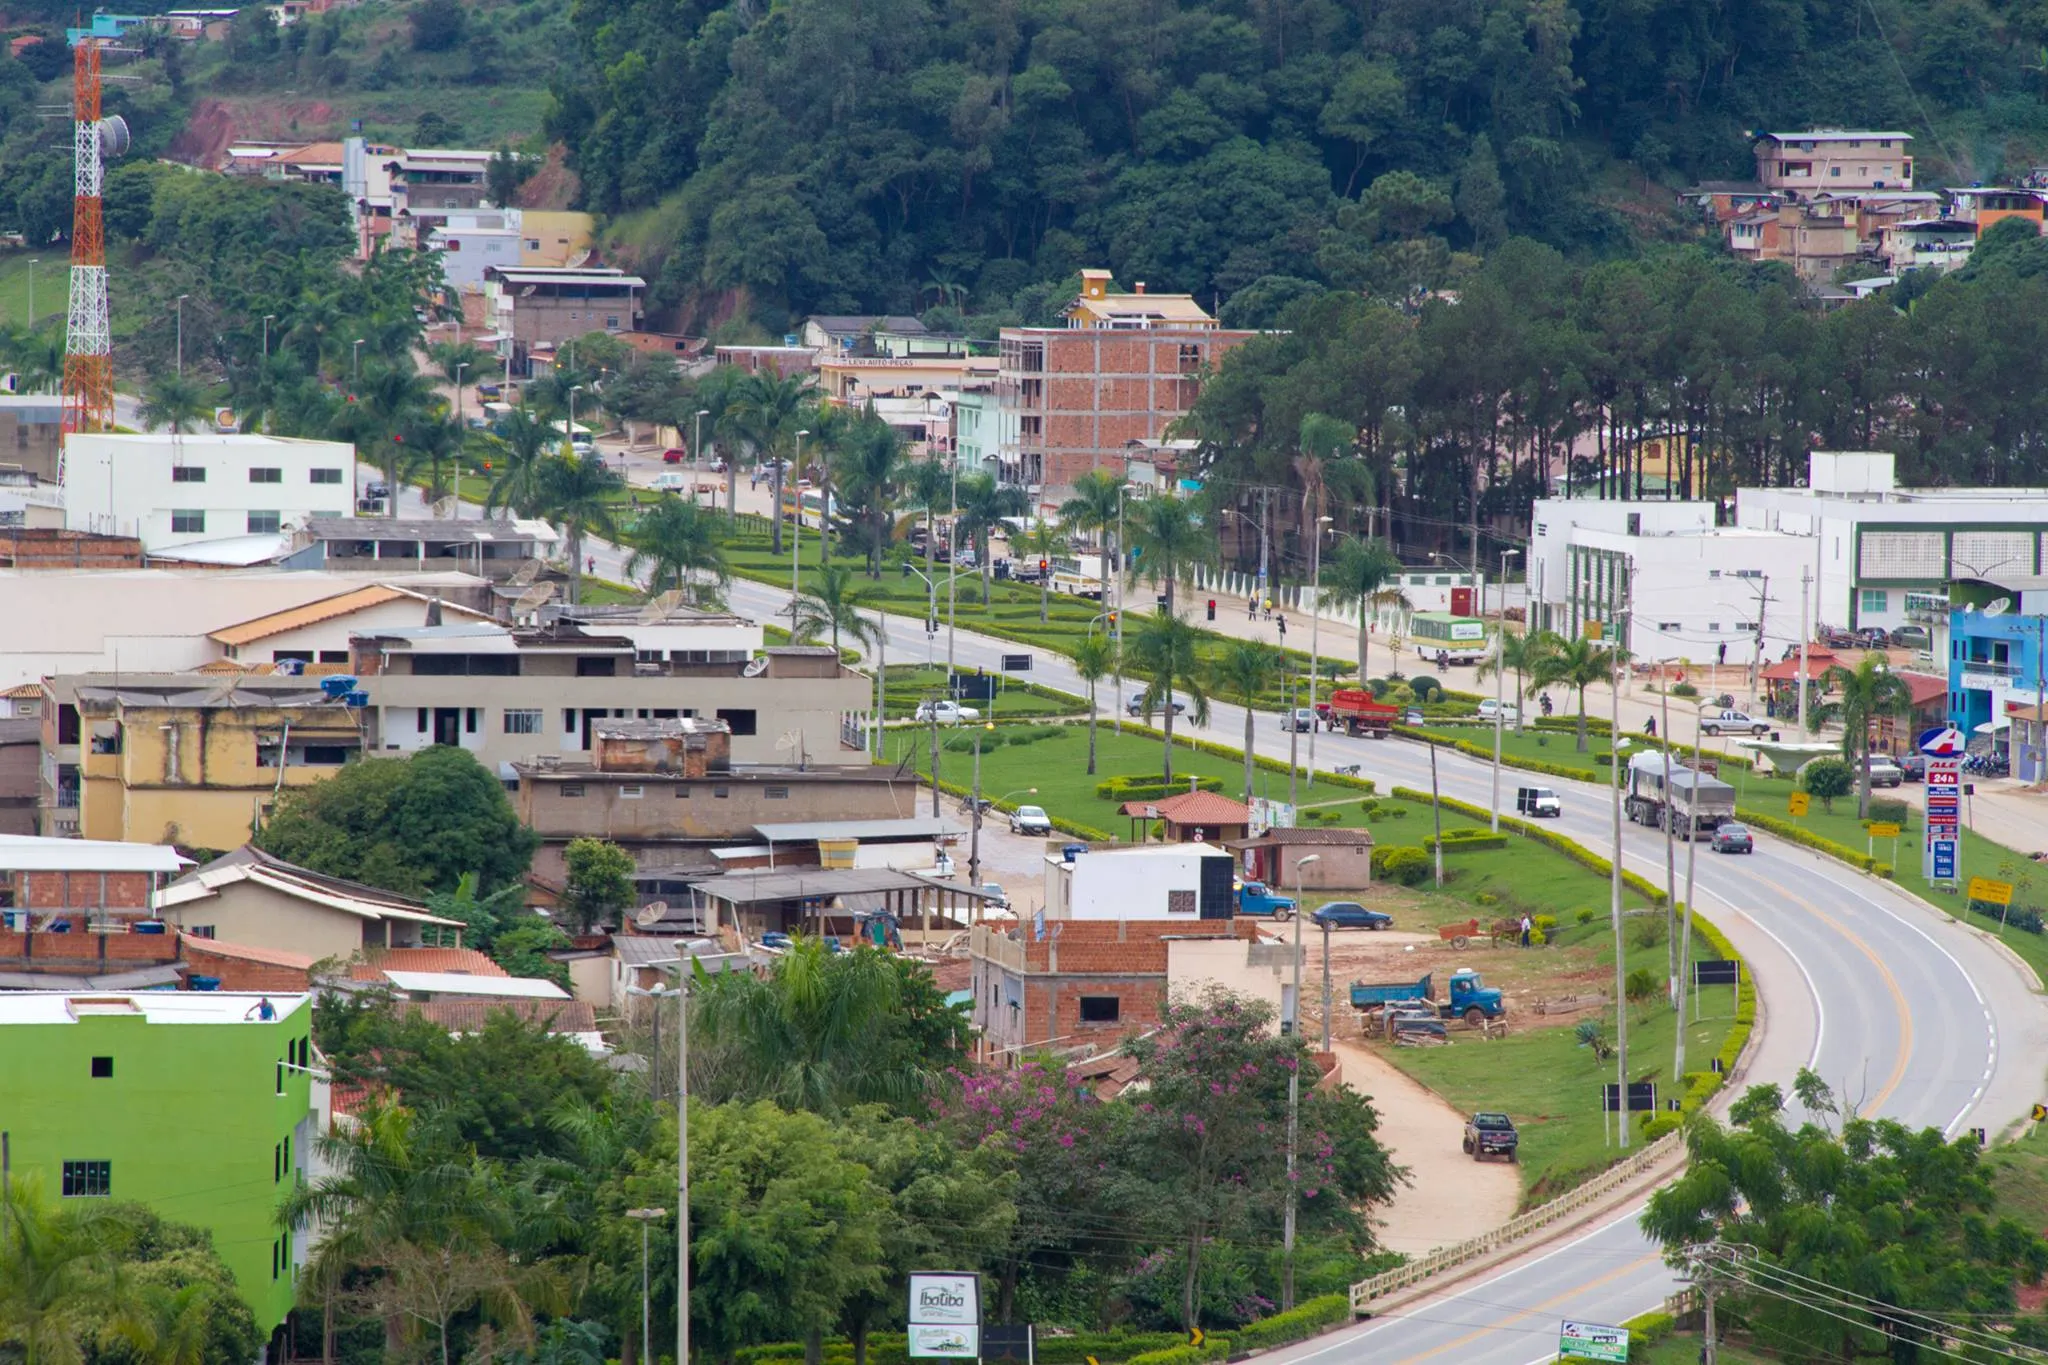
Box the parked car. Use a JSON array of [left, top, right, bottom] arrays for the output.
[[363, 478, 390, 498], [1462, 1112, 1519, 1163], [1863, 755, 1904, 788], [661, 447, 689, 463], [1820, 626, 1860, 650], [1710, 822, 1755, 854], [1281, 708, 1317, 732], [1477, 699, 1520, 723], [476, 382, 503, 400], [708, 457, 728, 473], [1890, 625, 1933, 651], [914, 700, 981, 723], [1009, 804, 1053, 836], [1699, 708, 1770, 736], [1857, 627, 1890, 649], [652, 472, 690, 492], [1127, 693, 1187, 717], [1899, 752, 1927, 782], [1311, 901, 1393, 931]]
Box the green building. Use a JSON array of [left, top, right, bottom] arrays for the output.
[[0, 991, 317, 1339]]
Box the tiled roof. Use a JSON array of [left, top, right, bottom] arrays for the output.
[[1897, 671, 1948, 706], [404, 998, 599, 1034], [351, 946, 508, 981], [1148, 790, 1253, 825], [1760, 648, 1843, 682], [180, 933, 314, 969], [0, 683, 44, 699], [208, 585, 406, 647]]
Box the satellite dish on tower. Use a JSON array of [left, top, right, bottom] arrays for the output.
[[1984, 597, 2012, 617], [98, 115, 128, 158]]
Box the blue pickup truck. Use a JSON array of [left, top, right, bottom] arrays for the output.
[[1235, 881, 1298, 920], [1350, 968, 1506, 1026]]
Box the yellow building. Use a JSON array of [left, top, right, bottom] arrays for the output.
[[518, 211, 595, 269], [41, 675, 365, 850]]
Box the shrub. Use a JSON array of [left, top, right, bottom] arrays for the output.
[[1231, 1296, 1350, 1352], [1358, 799, 1381, 816], [1631, 914, 1667, 950], [1874, 862, 1895, 880], [1575, 1018, 1611, 1060], [1359, 778, 1377, 795], [1533, 913, 1557, 938], [1670, 681, 1698, 698], [1410, 675, 1442, 701], [1096, 774, 1225, 801], [1367, 677, 1390, 698], [1801, 756, 1854, 812], [1371, 845, 1433, 886], [1866, 796, 1909, 824], [1575, 907, 1596, 926], [1475, 891, 1499, 906], [1639, 1112, 1682, 1141], [1624, 967, 1658, 1002], [1382, 806, 1409, 819]]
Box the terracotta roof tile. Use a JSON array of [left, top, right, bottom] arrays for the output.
[[404, 998, 599, 1034], [179, 933, 315, 969], [350, 947, 508, 981]]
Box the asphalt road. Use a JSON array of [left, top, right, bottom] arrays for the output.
[[393, 485, 2044, 1363]]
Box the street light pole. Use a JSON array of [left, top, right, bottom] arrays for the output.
[[791, 430, 811, 606], [625, 981, 690, 1365], [453, 362, 469, 517], [262, 313, 275, 361], [947, 459, 959, 678], [968, 722, 993, 885], [1282, 852, 1321, 1313], [26, 259, 37, 328], [351, 338, 364, 386], [1308, 515, 1330, 779], [175, 294, 189, 377], [1491, 549, 1521, 832], [1609, 586, 1630, 1149], [625, 1208, 669, 1365]]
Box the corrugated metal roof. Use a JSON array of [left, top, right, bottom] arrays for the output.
[[384, 970, 569, 999], [753, 817, 963, 842], [0, 834, 189, 874]]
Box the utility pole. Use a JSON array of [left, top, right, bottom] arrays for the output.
[[1258, 485, 1272, 606], [1798, 567, 1812, 734], [968, 722, 992, 886], [1661, 681, 1676, 1000], [1429, 742, 1444, 889], [1609, 568, 1631, 1149], [1288, 669, 1300, 810], [1320, 916, 1333, 1052], [928, 706, 941, 818], [1282, 852, 1319, 1313], [947, 459, 959, 678], [1675, 698, 1704, 1082], [676, 982, 689, 1365], [1748, 574, 1770, 703], [1307, 512, 1327, 778]]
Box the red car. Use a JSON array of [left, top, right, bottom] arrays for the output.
[[661, 448, 688, 463]]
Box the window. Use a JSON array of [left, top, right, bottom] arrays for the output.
[[605, 315, 620, 329], [1860, 588, 1889, 613], [503, 709, 543, 734], [249, 467, 283, 483], [90, 1055, 112, 1078], [673, 786, 690, 798], [61, 1160, 110, 1198], [301, 745, 349, 765], [1078, 996, 1121, 1023], [564, 709, 577, 734], [1708, 622, 1722, 632], [560, 783, 585, 798], [525, 238, 540, 250], [417, 708, 430, 733], [310, 467, 344, 484], [1830, 166, 1841, 177], [716, 708, 758, 736], [620, 784, 644, 799], [465, 708, 478, 734], [1626, 512, 1642, 535], [1659, 621, 1679, 631], [171, 510, 206, 534], [319, 650, 349, 664], [764, 785, 790, 799], [187, 925, 215, 939], [171, 465, 206, 483], [247, 511, 281, 534], [576, 656, 617, 677], [713, 785, 730, 799]]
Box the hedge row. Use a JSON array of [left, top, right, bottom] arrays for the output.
[[1424, 832, 1510, 853], [1733, 805, 1889, 876], [1124, 1334, 1232, 1365], [1389, 787, 1668, 907], [1096, 774, 1225, 801], [735, 1328, 1201, 1365], [1229, 1295, 1351, 1351]]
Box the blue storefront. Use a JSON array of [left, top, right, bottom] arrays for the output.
[[1947, 608, 2048, 778]]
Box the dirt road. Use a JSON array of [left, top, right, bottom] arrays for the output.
[[1334, 1039, 1521, 1256]]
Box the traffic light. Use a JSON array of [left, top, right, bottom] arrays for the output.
[[1107, 611, 1118, 631], [1039, 558, 1048, 574]]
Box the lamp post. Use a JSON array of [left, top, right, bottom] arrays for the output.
[[175, 294, 190, 377], [262, 314, 276, 361], [1608, 608, 1631, 1150], [569, 384, 586, 440], [791, 429, 811, 605], [1674, 697, 1707, 1079], [1113, 483, 1138, 735], [624, 1207, 669, 1365], [1490, 549, 1522, 832], [947, 458, 960, 678], [1282, 851, 1321, 1313], [626, 980, 690, 1365], [452, 362, 470, 517], [26, 259, 38, 328], [966, 722, 993, 885], [351, 338, 365, 386], [1308, 515, 1332, 779]]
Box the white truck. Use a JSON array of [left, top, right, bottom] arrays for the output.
[[1623, 751, 1737, 840]]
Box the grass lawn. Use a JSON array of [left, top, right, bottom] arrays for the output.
[[1985, 1116, 2048, 1217], [1629, 1335, 1773, 1365], [881, 666, 1084, 720], [0, 251, 61, 334]]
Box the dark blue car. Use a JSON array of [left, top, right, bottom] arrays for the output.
[[1311, 901, 1393, 931]]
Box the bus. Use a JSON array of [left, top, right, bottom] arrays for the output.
[[1049, 553, 1109, 599], [1410, 611, 1488, 666], [778, 488, 839, 530]]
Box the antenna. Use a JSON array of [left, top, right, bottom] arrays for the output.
[[60, 38, 123, 456], [741, 655, 769, 678], [431, 496, 457, 518], [508, 558, 543, 587]]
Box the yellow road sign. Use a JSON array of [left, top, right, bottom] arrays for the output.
[[2032, 1103, 2047, 1123], [1968, 876, 2015, 907], [1188, 1329, 1205, 1348], [1867, 821, 1902, 838], [1787, 792, 1810, 817]]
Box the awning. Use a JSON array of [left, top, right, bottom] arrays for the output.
[[1974, 717, 2010, 733]]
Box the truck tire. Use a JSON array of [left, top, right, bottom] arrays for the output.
[[1702, 724, 1720, 736], [1273, 906, 1292, 922], [1451, 935, 1469, 949], [1464, 1006, 1485, 1028]]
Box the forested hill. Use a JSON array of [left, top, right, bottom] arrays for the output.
[[546, 0, 2048, 325]]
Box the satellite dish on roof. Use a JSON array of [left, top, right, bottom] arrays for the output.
[[1984, 597, 2012, 617], [636, 901, 669, 929], [639, 588, 685, 623], [741, 656, 769, 678], [431, 496, 457, 518], [508, 558, 545, 587], [511, 582, 556, 619]]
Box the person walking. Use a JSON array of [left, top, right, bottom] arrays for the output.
[[1519, 914, 1532, 949], [1248, 596, 1258, 619], [1644, 714, 1657, 738]]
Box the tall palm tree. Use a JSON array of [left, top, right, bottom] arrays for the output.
[[1012, 520, 1065, 623], [1123, 493, 1213, 619], [903, 456, 953, 606], [346, 361, 442, 517], [1127, 612, 1211, 783], [804, 400, 850, 564], [138, 374, 212, 434], [1059, 469, 1125, 605], [405, 408, 464, 505], [1072, 633, 1115, 776], [625, 497, 729, 606], [724, 370, 816, 554], [1210, 639, 1284, 800], [532, 452, 624, 603], [0, 1178, 144, 1365], [484, 407, 561, 518], [427, 339, 490, 391], [952, 471, 1029, 605], [827, 409, 904, 576], [1812, 655, 1913, 819], [1528, 634, 1622, 752], [1319, 537, 1409, 682], [790, 561, 880, 655], [1479, 627, 1556, 734]]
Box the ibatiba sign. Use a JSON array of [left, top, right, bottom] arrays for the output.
[[908, 1272, 980, 1358]]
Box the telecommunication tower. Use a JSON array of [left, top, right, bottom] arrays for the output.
[[60, 36, 127, 450]]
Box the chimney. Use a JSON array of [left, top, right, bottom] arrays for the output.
[[1134, 281, 1146, 294], [423, 597, 443, 628]]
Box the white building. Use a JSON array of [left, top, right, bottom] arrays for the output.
[[424, 219, 522, 290], [63, 433, 356, 558], [1041, 843, 1237, 921]]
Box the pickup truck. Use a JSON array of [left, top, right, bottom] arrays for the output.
[[1349, 968, 1507, 1026], [1699, 708, 1770, 736], [1236, 881, 1297, 920], [1323, 688, 1400, 738], [1462, 1112, 1519, 1162]]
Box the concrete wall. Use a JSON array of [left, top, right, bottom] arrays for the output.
[[156, 882, 373, 960]]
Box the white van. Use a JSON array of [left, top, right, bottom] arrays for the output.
[[653, 472, 690, 492], [1514, 786, 1562, 818]]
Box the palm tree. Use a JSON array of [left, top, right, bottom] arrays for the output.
[[1528, 634, 1622, 752], [138, 373, 212, 434], [1072, 633, 1115, 776], [1123, 493, 1213, 619], [346, 360, 442, 517], [724, 370, 816, 554], [1127, 612, 1211, 783], [828, 409, 904, 576], [1479, 627, 1556, 734], [405, 408, 464, 505], [1812, 655, 1913, 819], [0, 1179, 144, 1365], [1012, 520, 1065, 623], [790, 561, 880, 655], [1059, 469, 1125, 605], [426, 339, 490, 390], [1211, 639, 1284, 800], [625, 497, 729, 606], [903, 456, 953, 605], [1320, 537, 1409, 682], [532, 452, 624, 603], [484, 407, 561, 518], [952, 471, 1029, 605]]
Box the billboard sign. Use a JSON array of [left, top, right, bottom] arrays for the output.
[[1921, 726, 1965, 884], [1559, 1320, 1630, 1363], [909, 1273, 982, 1359]]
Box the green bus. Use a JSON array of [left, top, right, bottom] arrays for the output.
[[1411, 612, 1487, 665]]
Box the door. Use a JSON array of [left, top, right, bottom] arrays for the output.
[[432, 708, 462, 747], [1450, 586, 1475, 616]]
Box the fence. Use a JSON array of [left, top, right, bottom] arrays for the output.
[[1348, 1131, 1684, 1314]]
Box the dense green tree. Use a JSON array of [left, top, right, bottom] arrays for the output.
[[561, 838, 635, 933], [624, 497, 729, 606], [1126, 612, 1211, 784], [1811, 656, 1912, 819], [255, 745, 538, 897]]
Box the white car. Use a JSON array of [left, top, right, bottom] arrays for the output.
[[1009, 804, 1053, 835], [914, 700, 980, 724], [1699, 708, 1770, 736], [1477, 699, 1520, 723]]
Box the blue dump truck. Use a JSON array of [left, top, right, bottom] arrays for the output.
[[1350, 968, 1507, 1027]]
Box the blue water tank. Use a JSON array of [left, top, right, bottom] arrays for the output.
[[344, 691, 369, 708], [188, 975, 221, 991], [320, 675, 359, 698], [1062, 843, 1086, 863]]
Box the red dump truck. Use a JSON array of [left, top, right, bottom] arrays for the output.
[[1321, 689, 1401, 738]]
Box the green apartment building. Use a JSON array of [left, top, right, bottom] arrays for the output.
[[0, 991, 317, 1339]]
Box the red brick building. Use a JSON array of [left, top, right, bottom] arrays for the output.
[[996, 270, 1253, 494], [968, 917, 1258, 1063]]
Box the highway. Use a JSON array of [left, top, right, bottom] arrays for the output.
[[397, 483, 2045, 1363]]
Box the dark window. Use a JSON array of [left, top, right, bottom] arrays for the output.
[[576, 656, 617, 677], [310, 468, 344, 484], [465, 708, 478, 733], [57, 704, 79, 744], [412, 654, 518, 676], [90, 1055, 112, 1078], [764, 785, 790, 799], [301, 746, 349, 765], [61, 1160, 110, 1197], [274, 1143, 282, 1182], [248, 510, 283, 535], [318, 650, 349, 663], [272, 650, 313, 664], [564, 709, 577, 734], [713, 786, 730, 799], [674, 786, 690, 798], [417, 708, 429, 732], [716, 707, 757, 736], [249, 467, 283, 483], [171, 465, 206, 483], [1078, 996, 1121, 1023], [560, 784, 585, 798], [171, 510, 206, 534]]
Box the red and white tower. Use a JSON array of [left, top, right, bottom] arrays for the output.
[[61, 37, 123, 447]]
